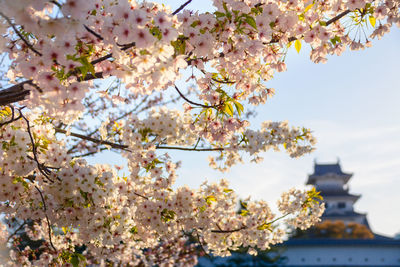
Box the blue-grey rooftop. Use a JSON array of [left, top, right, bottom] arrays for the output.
[[313, 163, 351, 176], [283, 237, 400, 246], [307, 163, 353, 185]]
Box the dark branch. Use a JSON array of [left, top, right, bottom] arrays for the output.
[[157, 145, 224, 152], [49, 0, 62, 8], [34, 185, 57, 252], [90, 42, 135, 65], [134, 192, 149, 200], [0, 105, 23, 127], [84, 25, 104, 40], [0, 80, 33, 106], [54, 127, 131, 151], [268, 9, 351, 44], [211, 77, 236, 84], [55, 127, 224, 153], [20, 110, 54, 183], [211, 226, 247, 233], [172, 0, 193, 15], [326, 10, 351, 25], [174, 85, 220, 108], [7, 221, 27, 242], [0, 12, 42, 56]]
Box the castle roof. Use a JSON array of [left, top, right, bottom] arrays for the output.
[[283, 237, 400, 246], [307, 162, 353, 185]]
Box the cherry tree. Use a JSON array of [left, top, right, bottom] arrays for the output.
[[0, 0, 398, 265]]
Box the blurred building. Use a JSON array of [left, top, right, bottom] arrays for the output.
[[281, 161, 400, 266]]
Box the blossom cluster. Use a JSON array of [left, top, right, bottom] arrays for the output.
[[0, 108, 323, 265], [0, 0, 398, 265], [120, 107, 316, 171], [0, 0, 398, 121]]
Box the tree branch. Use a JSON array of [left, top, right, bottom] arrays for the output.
[[0, 105, 22, 128], [84, 25, 104, 40], [34, 185, 57, 252], [7, 221, 27, 243], [326, 10, 351, 26], [0, 81, 33, 106], [54, 127, 131, 151], [174, 85, 220, 108], [268, 9, 351, 44], [156, 145, 224, 152], [0, 12, 42, 56], [20, 110, 55, 183], [210, 226, 247, 233], [172, 0, 193, 15], [55, 127, 224, 153]]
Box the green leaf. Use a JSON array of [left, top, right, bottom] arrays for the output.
[[244, 15, 257, 30], [215, 11, 226, 18], [295, 39, 301, 53], [150, 27, 162, 40], [223, 2, 228, 12], [161, 208, 176, 222], [190, 20, 200, 27], [223, 102, 234, 116], [304, 3, 315, 13], [369, 16, 376, 28], [130, 226, 138, 234], [269, 21, 276, 29], [222, 2, 232, 20], [205, 195, 217, 205], [257, 222, 272, 231], [70, 255, 79, 267], [233, 101, 244, 116], [330, 35, 341, 46], [240, 209, 249, 216]]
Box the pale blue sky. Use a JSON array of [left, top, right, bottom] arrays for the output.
[[94, 0, 400, 236]]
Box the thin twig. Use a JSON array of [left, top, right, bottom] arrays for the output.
[[91, 42, 136, 65], [56, 127, 224, 153], [172, 0, 193, 15], [268, 9, 351, 44], [0, 12, 42, 56], [6, 221, 27, 242], [196, 232, 211, 258], [157, 145, 224, 152], [134, 192, 149, 200], [326, 10, 351, 26], [49, 0, 62, 8], [34, 185, 57, 252], [174, 85, 220, 108], [211, 77, 236, 84], [0, 105, 23, 127], [84, 25, 104, 40], [211, 226, 246, 233], [20, 110, 54, 182], [55, 127, 131, 151]]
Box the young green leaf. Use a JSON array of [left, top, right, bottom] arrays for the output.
[[369, 16, 376, 28], [295, 39, 302, 53], [244, 15, 257, 30]]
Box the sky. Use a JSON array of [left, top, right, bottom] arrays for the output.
[[92, 0, 400, 237]]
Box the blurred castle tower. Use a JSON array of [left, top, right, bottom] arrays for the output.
[[307, 160, 369, 227], [280, 160, 400, 267]]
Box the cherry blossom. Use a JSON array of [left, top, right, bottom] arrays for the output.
[[0, 0, 398, 265]]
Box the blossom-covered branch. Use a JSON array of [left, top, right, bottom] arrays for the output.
[[0, 0, 397, 265]]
